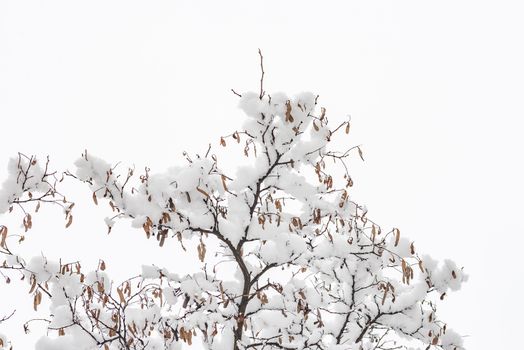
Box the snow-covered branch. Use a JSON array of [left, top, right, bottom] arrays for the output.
[[0, 88, 466, 350]]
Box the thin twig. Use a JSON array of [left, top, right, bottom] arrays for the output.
[[0, 309, 15, 323], [231, 89, 242, 97], [258, 48, 265, 100]]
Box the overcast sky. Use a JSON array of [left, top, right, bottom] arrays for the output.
[[1, 1, 524, 349]]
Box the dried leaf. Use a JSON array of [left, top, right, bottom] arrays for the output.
[[221, 175, 228, 192], [394, 228, 400, 247], [320, 107, 326, 120], [142, 217, 152, 238], [167, 198, 176, 212], [418, 260, 425, 273], [432, 336, 439, 345], [183, 295, 190, 308], [357, 146, 364, 161], [197, 239, 207, 262], [0, 226, 7, 248], [162, 212, 171, 223], [177, 232, 187, 251], [117, 287, 126, 303], [65, 215, 73, 228], [285, 101, 294, 123], [33, 291, 42, 311], [219, 282, 226, 305], [92, 192, 98, 205], [196, 186, 210, 198], [29, 275, 37, 294], [23, 213, 33, 232], [159, 232, 166, 247]]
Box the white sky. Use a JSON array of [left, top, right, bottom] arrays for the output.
[[1, 1, 524, 349]]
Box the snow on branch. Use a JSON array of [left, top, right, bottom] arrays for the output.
[[0, 86, 466, 350]]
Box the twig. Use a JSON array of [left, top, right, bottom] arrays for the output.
[[231, 89, 242, 97], [258, 48, 265, 99], [0, 309, 15, 323]]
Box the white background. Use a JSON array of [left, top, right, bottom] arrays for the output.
[[1, 1, 523, 349]]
